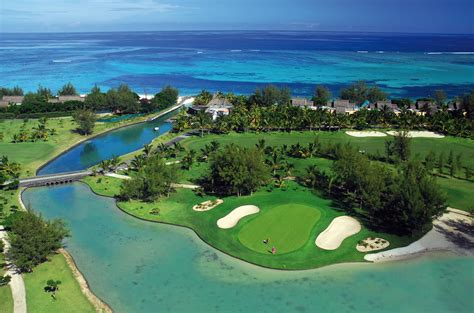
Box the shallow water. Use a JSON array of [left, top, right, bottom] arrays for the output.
[[23, 183, 474, 313], [1, 32, 474, 98], [38, 112, 173, 175]]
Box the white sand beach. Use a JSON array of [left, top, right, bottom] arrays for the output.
[[217, 205, 260, 229], [345, 131, 387, 137], [315, 216, 361, 250], [365, 209, 473, 262], [386, 131, 445, 138]]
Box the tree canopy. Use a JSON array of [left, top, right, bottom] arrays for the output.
[[8, 211, 69, 272], [57, 82, 78, 96]]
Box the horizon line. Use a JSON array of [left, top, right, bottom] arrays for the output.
[[1, 29, 474, 36]]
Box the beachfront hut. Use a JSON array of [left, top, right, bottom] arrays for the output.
[[1, 96, 24, 105], [205, 94, 233, 120], [291, 97, 314, 108], [332, 99, 354, 114], [416, 100, 438, 114], [58, 95, 85, 103]]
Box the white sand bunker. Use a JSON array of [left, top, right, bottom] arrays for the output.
[[315, 216, 361, 250], [217, 205, 260, 229], [193, 199, 223, 212], [357, 237, 390, 252], [386, 131, 445, 138], [346, 131, 387, 137]]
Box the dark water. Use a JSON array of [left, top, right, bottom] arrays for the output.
[[37, 112, 173, 175], [22, 183, 474, 313], [1, 31, 473, 98]]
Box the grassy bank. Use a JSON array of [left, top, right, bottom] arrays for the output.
[[0, 250, 13, 313], [84, 176, 417, 270], [23, 254, 95, 313], [0, 110, 171, 176]]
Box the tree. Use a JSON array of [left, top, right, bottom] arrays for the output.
[[313, 86, 331, 106], [193, 110, 212, 137], [8, 211, 69, 272], [194, 90, 213, 106], [389, 131, 411, 162], [424, 151, 436, 172], [45, 279, 62, 300], [85, 85, 106, 110], [150, 86, 179, 111], [206, 144, 269, 196], [340, 81, 387, 104], [438, 151, 446, 174], [434, 90, 447, 107], [58, 82, 78, 96], [0, 156, 21, 185], [73, 110, 96, 135], [120, 156, 179, 201]]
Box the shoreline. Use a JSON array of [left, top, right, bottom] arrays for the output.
[[59, 249, 113, 313], [81, 180, 473, 271], [18, 183, 473, 312]]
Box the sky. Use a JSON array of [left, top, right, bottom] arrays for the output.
[[1, 0, 473, 33]]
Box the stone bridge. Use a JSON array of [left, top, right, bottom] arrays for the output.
[[18, 170, 93, 187]]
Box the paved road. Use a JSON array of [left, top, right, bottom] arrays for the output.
[[0, 226, 27, 313]]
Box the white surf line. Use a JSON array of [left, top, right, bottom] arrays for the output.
[[0, 226, 27, 313]]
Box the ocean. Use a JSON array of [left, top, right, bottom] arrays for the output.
[[1, 31, 473, 98]]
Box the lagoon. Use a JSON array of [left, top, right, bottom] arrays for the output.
[[22, 183, 474, 313]]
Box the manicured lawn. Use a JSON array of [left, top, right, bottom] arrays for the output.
[[0, 251, 13, 313], [238, 204, 321, 254], [181, 131, 474, 168], [84, 176, 417, 270], [438, 176, 474, 212], [23, 254, 95, 313]]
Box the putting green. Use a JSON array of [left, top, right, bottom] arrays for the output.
[[238, 204, 321, 254]]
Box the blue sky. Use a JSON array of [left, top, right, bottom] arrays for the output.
[[1, 0, 473, 33]]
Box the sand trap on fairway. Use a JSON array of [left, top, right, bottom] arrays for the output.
[[315, 216, 361, 250], [346, 131, 387, 137], [356, 237, 390, 252], [217, 205, 260, 229], [386, 131, 445, 138], [193, 199, 223, 212]]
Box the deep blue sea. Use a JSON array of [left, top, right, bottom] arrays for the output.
[[1, 31, 473, 97]]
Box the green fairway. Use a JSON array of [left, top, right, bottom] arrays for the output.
[[238, 204, 321, 254], [23, 254, 95, 313], [84, 176, 417, 269], [438, 176, 474, 212], [181, 131, 474, 168]]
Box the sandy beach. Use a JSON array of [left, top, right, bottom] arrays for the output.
[[365, 209, 473, 262]]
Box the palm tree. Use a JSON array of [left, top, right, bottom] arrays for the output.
[[194, 110, 212, 137], [255, 139, 266, 151], [282, 161, 295, 178], [142, 144, 152, 157], [266, 147, 282, 176], [131, 154, 146, 171], [305, 165, 320, 189], [109, 155, 121, 171]]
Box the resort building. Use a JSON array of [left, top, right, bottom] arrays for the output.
[[416, 100, 438, 113], [189, 94, 234, 120], [58, 95, 85, 102], [0, 95, 24, 107], [331, 99, 356, 114], [291, 97, 314, 108]]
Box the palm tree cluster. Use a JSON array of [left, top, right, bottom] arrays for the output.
[[175, 103, 472, 138], [0, 155, 21, 184], [12, 118, 56, 143]]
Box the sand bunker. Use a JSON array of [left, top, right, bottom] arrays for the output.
[[315, 216, 361, 250], [346, 131, 387, 137], [193, 199, 223, 212], [386, 131, 445, 138], [217, 205, 260, 229], [356, 237, 390, 252]]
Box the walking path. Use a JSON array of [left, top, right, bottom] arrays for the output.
[[104, 173, 199, 189], [0, 226, 27, 313]]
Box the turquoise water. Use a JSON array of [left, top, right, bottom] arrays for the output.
[[1, 32, 473, 98], [23, 183, 474, 313]]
